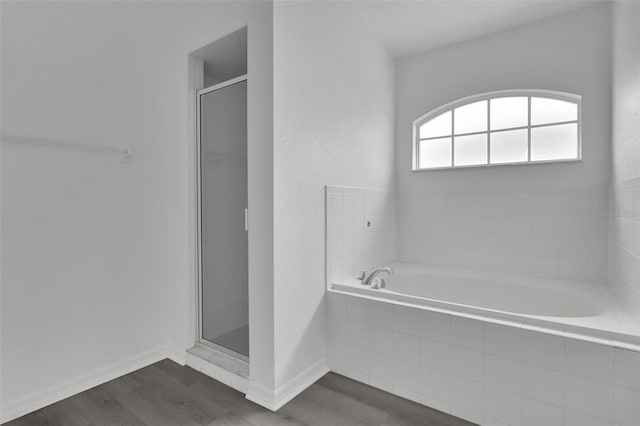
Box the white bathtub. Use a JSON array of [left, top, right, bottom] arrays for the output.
[[331, 262, 640, 349]]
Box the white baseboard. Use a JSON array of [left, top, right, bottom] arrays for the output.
[[246, 358, 329, 411], [165, 345, 187, 366], [1, 349, 328, 422], [0, 345, 180, 424]]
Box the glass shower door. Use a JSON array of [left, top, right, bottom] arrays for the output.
[[198, 76, 248, 358]]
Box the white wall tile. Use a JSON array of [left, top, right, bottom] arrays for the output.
[[484, 323, 522, 361], [394, 386, 422, 404], [451, 316, 484, 352], [565, 339, 613, 384], [394, 360, 421, 393], [343, 193, 354, 215], [564, 374, 613, 422], [421, 338, 450, 373], [343, 235, 354, 258], [347, 320, 369, 348], [326, 186, 396, 285], [451, 346, 484, 384], [369, 352, 395, 383], [342, 214, 354, 236], [522, 364, 564, 407], [531, 256, 559, 279], [347, 296, 368, 323], [522, 330, 564, 372], [397, 186, 609, 283], [369, 300, 393, 330], [394, 332, 420, 365], [614, 386, 640, 426], [510, 193, 534, 214], [485, 387, 522, 426], [614, 348, 640, 391], [369, 326, 394, 358], [522, 398, 564, 426], [451, 377, 484, 415], [485, 355, 522, 394], [327, 292, 347, 318], [328, 338, 347, 370], [422, 367, 451, 403], [484, 417, 510, 426], [393, 305, 421, 337], [564, 410, 610, 426], [486, 253, 510, 273], [346, 369, 369, 384], [558, 258, 587, 281], [327, 296, 635, 426], [370, 377, 394, 393], [328, 315, 347, 342], [327, 192, 343, 215], [421, 395, 450, 414], [451, 405, 484, 425], [421, 310, 450, 343], [346, 345, 370, 376]]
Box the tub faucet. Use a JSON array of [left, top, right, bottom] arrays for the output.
[[359, 266, 393, 288]]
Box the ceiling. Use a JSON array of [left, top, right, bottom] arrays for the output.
[[347, 0, 604, 57]]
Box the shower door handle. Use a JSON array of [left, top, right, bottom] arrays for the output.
[[244, 208, 248, 232]]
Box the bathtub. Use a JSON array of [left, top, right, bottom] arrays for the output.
[[331, 262, 640, 349]]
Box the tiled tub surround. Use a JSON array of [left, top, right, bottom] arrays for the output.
[[326, 292, 640, 426], [609, 177, 640, 326], [397, 185, 610, 283], [326, 185, 396, 285]]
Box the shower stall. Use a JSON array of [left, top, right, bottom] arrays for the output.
[[196, 53, 249, 359]]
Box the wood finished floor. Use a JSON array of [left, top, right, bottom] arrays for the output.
[[6, 360, 475, 426]]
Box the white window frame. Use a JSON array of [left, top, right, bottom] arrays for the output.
[[412, 89, 582, 171]]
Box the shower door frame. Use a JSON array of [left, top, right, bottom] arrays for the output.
[[195, 74, 249, 362]]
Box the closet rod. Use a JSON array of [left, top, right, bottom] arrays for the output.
[[1, 133, 132, 162]]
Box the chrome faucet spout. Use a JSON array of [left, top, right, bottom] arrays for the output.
[[362, 266, 393, 287]]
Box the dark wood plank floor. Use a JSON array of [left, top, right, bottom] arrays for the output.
[[6, 360, 474, 426]]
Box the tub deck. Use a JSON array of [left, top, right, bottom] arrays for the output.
[[332, 262, 640, 351]]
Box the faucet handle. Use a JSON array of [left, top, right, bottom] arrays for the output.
[[370, 278, 381, 289], [356, 271, 366, 281]]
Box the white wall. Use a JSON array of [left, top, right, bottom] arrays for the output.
[[272, 0, 395, 393], [395, 5, 612, 283], [0, 0, 274, 418], [610, 0, 640, 324], [611, 1, 640, 185]]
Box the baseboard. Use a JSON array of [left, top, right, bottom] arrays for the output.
[[0, 345, 178, 424], [165, 345, 187, 366], [1, 349, 328, 421], [246, 358, 329, 411]]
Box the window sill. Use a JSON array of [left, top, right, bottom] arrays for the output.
[[411, 157, 583, 172]]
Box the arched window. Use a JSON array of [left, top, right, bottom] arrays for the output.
[[412, 90, 581, 170]]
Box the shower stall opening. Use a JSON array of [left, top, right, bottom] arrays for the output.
[[197, 76, 248, 359], [194, 27, 249, 361]]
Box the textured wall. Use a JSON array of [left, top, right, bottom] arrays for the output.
[[611, 0, 640, 184], [273, 1, 395, 388], [609, 0, 640, 325]]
